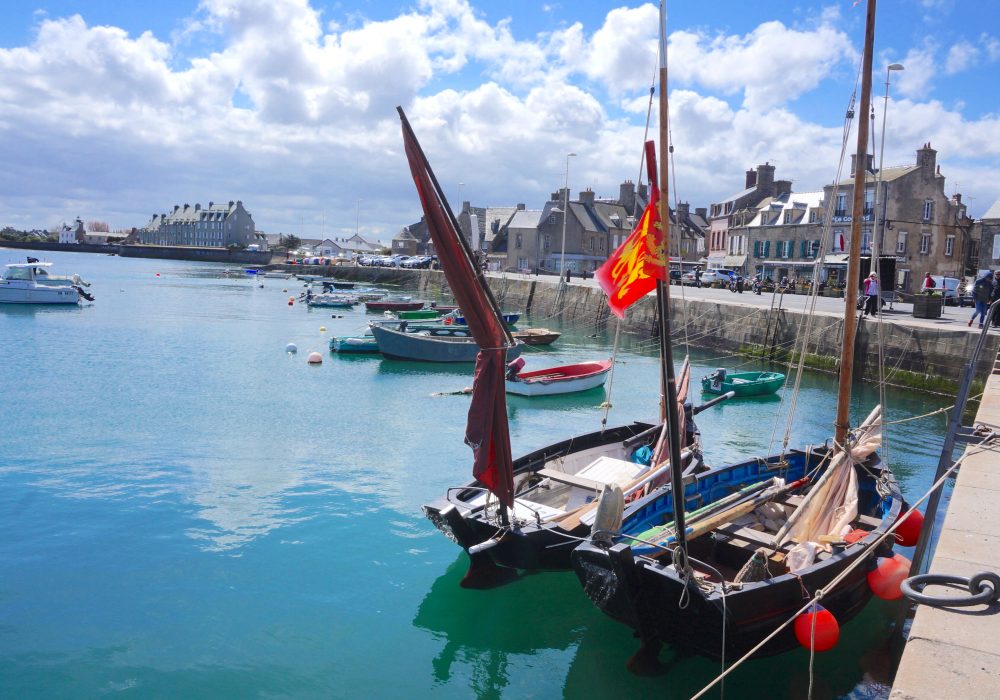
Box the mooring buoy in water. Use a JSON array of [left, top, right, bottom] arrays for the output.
[[319, 326, 327, 333], [286, 343, 298, 354], [307, 352, 323, 364]]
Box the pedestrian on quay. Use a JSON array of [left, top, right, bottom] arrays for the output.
[[923, 272, 936, 295], [862, 272, 879, 317], [736, 273, 744, 294], [991, 270, 1000, 328], [969, 270, 994, 328]]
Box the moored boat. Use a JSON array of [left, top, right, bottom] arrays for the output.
[[701, 369, 785, 396], [511, 328, 560, 346], [330, 335, 380, 353], [504, 358, 612, 396], [365, 297, 424, 312], [370, 321, 522, 362], [0, 262, 94, 305]]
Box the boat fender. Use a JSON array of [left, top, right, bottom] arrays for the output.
[[867, 554, 911, 600], [468, 535, 504, 555], [794, 603, 839, 652], [893, 506, 924, 548], [592, 485, 624, 547]]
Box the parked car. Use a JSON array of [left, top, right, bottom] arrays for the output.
[[680, 271, 700, 285], [669, 269, 682, 284], [699, 270, 733, 285]]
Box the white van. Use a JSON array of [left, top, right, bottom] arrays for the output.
[[929, 276, 960, 305]]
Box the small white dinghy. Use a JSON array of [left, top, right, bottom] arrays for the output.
[[504, 357, 612, 397]]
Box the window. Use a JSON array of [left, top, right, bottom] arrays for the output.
[[809, 210, 818, 223], [993, 235, 1000, 260], [864, 188, 874, 218], [783, 211, 793, 224], [945, 235, 955, 257], [835, 193, 847, 217], [897, 231, 908, 254], [543, 234, 550, 251], [861, 230, 871, 254], [922, 200, 934, 221], [548, 215, 556, 225], [515, 233, 522, 249], [920, 233, 931, 254], [809, 240, 821, 258], [833, 229, 844, 252]]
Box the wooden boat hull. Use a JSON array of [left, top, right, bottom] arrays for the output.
[[396, 309, 441, 320], [421, 423, 656, 575], [511, 328, 560, 346], [370, 323, 523, 362], [570, 451, 901, 659], [702, 371, 785, 396], [505, 360, 612, 396]]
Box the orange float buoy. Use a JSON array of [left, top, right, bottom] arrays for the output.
[[894, 508, 924, 548], [867, 553, 911, 600], [155, 273, 160, 277], [794, 604, 839, 652]]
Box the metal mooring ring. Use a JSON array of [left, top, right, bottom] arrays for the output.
[[901, 571, 1000, 608]]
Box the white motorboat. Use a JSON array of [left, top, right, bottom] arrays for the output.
[[0, 262, 93, 304]]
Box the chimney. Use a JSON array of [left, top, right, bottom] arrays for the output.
[[676, 201, 690, 220], [637, 183, 648, 200], [745, 169, 758, 189], [774, 180, 792, 197], [619, 180, 636, 213], [917, 142, 937, 180], [462, 201, 470, 213], [173, 205, 180, 213], [579, 188, 595, 206], [695, 207, 707, 219], [229, 200, 235, 208], [516, 203, 525, 210], [209, 201, 214, 208], [184, 203, 189, 210], [195, 203, 201, 211], [756, 163, 775, 196], [953, 193, 962, 205]]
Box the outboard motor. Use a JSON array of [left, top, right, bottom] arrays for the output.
[[711, 367, 726, 391], [505, 356, 526, 380]]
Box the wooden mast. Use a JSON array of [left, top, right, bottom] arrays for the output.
[[656, 1, 688, 554], [835, 0, 877, 445]]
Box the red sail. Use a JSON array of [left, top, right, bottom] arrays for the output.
[[398, 108, 515, 508], [595, 141, 666, 318]]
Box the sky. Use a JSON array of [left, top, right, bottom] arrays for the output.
[[0, 0, 998, 243]]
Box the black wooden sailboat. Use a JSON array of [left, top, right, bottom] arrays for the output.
[[568, 0, 903, 663]]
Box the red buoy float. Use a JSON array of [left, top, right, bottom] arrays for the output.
[[794, 603, 839, 652], [867, 553, 911, 600], [894, 508, 924, 548]]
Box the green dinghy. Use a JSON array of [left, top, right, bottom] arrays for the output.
[[701, 369, 785, 396]]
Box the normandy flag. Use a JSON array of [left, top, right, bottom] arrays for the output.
[[595, 141, 666, 318]]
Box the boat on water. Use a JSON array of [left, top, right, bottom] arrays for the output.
[[393, 308, 441, 320], [263, 271, 290, 279], [569, 0, 905, 666], [504, 358, 612, 396], [701, 369, 785, 396], [365, 297, 424, 312], [511, 328, 560, 346], [370, 321, 522, 362], [306, 293, 358, 308], [447, 310, 520, 326], [330, 335, 379, 353], [0, 262, 94, 305]]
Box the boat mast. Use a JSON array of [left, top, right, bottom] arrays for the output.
[[656, 1, 688, 553], [835, 0, 877, 446]]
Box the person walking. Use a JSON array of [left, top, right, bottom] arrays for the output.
[[863, 272, 880, 317], [922, 272, 936, 295], [991, 270, 1000, 328], [969, 271, 994, 328]]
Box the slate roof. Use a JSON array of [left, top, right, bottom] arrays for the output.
[[983, 195, 1000, 221]]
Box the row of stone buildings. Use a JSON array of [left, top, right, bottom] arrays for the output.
[[137, 200, 268, 250], [392, 142, 999, 294]]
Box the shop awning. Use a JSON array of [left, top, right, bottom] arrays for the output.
[[723, 255, 747, 267], [760, 260, 820, 267], [823, 254, 850, 266]]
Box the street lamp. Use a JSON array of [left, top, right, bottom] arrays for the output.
[[873, 63, 904, 261], [558, 152, 577, 279], [356, 199, 362, 237]]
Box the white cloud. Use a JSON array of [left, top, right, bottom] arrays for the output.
[[894, 41, 936, 98], [944, 41, 978, 75]]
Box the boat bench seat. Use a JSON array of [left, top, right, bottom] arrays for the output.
[[715, 523, 780, 550], [535, 468, 604, 491]]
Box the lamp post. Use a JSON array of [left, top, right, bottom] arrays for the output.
[[873, 63, 904, 260], [355, 199, 362, 237], [558, 152, 576, 280]]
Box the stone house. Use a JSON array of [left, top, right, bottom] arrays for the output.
[[975, 195, 1000, 273], [732, 191, 826, 282], [707, 163, 792, 273], [58, 218, 85, 244], [140, 200, 265, 249]]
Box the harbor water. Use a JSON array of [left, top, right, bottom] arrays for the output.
[[0, 250, 951, 699]]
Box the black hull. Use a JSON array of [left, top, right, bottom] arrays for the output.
[[422, 422, 655, 580], [570, 466, 902, 660]]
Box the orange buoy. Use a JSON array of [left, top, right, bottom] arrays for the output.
[[867, 553, 911, 600], [794, 604, 839, 652], [894, 508, 924, 548], [155, 273, 160, 277]]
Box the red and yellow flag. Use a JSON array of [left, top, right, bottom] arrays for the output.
[[595, 141, 666, 318]]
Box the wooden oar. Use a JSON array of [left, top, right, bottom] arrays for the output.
[[681, 476, 811, 544]]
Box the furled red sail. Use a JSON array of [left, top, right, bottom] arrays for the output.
[[595, 141, 666, 318], [398, 107, 515, 508]]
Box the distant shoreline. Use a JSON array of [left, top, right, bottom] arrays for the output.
[[0, 240, 275, 265]]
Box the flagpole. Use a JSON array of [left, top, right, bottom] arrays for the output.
[[656, 0, 688, 557]]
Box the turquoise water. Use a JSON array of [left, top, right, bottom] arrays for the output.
[[0, 249, 951, 699]]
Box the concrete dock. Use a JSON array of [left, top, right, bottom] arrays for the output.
[[890, 353, 1000, 699]]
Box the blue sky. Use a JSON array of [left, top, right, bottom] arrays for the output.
[[0, 1, 997, 240]]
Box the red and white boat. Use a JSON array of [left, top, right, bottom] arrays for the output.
[[504, 358, 612, 397]]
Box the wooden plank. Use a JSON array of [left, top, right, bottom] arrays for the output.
[[535, 468, 603, 491]]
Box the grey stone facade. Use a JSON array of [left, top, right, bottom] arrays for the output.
[[140, 200, 264, 249], [977, 195, 1000, 273]]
